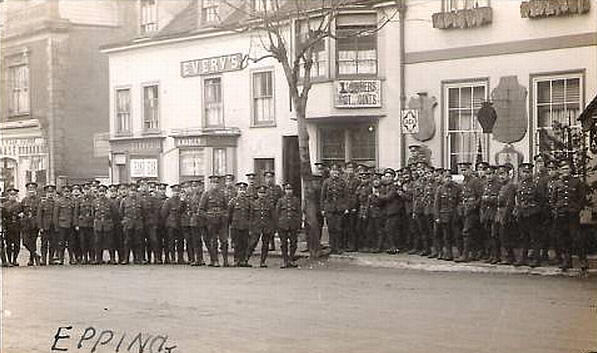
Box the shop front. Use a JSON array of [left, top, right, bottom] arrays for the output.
[[110, 136, 164, 183]]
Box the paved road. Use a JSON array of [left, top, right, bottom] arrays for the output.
[[2, 258, 596, 353]]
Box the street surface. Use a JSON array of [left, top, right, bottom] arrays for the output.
[[1, 258, 596, 353]]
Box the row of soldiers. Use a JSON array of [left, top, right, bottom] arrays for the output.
[[0, 170, 303, 269], [316, 155, 589, 271]]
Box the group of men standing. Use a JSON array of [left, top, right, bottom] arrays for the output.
[[315, 153, 590, 272], [0, 170, 303, 269]]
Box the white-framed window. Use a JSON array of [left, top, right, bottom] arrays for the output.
[[213, 148, 227, 175], [252, 0, 274, 13], [140, 0, 158, 34], [180, 148, 205, 177], [202, 0, 219, 23], [115, 88, 131, 133], [336, 14, 378, 77], [295, 19, 328, 79], [533, 73, 583, 156], [444, 0, 489, 11], [445, 81, 489, 172], [143, 84, 159, 130], [252, 71, 275, 125], [8, 64, 30, 115], [204, 77, 223, 127], [320, 124, 376, 166]]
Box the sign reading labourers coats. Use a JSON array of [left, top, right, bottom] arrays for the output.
[[401, 109, 419, 134]]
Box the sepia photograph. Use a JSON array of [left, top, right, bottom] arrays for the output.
[[1, 0, 596, 352]]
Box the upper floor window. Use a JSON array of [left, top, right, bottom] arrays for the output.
[[202, 0, 219, 23], [140, 0, 158, 34], [204, 77, 223, 127], [116, 88, 131, 133], [295, 19, 327, 79], [213, 148, 227, 176], [143, 84, 159, 131], [336, 14, 377, 77], [8, 64, 29, 116], [444, 0, 489, 11], [251, 0, 274, 13], [252, 71, 275, 126]]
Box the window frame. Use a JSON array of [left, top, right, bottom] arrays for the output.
[[7, 63, 30, 117], [318, 124, 377, 166], [531, 71, 584, 158], [443, 0, 490, 12], [202, 75, 224, 128], [179, 148, 206, 180], [251, 69, 276, 127], [212, 147, 227, 176], [295, 18, 329, 80], [139, 0, 158, 35], [442, 79, 490, 172], [201, 0, 219, 23], [141, 82, 160, 133], [114, 86, 133, 136], [335, 18, 378, 78]]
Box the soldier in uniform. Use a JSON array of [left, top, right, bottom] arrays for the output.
[[264, 171, 282, 252], [355, 169, 372, 252], [21, 182, 41, 266], [37, 185, 57, 266], [120, 184, 145, 264], [222, 174, 237, 253], [434, 169, 460, 260], [92, 185, 118, 265], [248, 185, 276, 267], [246, 173, 258, 200], [400, 168, 416, 253], [475, 161, 490, 259], [455, 162, 483, 263], [534, 154, 551, 264], [200, 176, 228, 267], [545, 160, 561, 264], [365, 173, 385, 253], [314, 162, 330, 180], [179, 181, 193, 265], [552, 159, 587, 271], [161, 184, 183, 264], [143, 187, 164, 264], [480, 166, 504, 264], [342, 162, 360, 252], [228, 181, 252, 267], [68, 185, 83, 264], [110, 183, 124, 263], [0, 191, 10, 267], [74, 183, 95, 264], [276, 182, 301, 268], [411, 163, 427, 255], [303, 174, 323, 257], [190, 179, 206, 266], [3, 188, 23, 266], [379, 168, 401, 254], [320, 164, 347, 254], [514, 162, 542, 267], [495, 165, 517, 265]]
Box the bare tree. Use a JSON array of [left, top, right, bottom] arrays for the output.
[[223, 0, 400, 258]]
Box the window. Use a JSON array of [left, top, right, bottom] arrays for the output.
[[140, 0, 158, 34], [213, 148, 227, 175], [336, 15, 377, 77], [8, 64, 29, 115], [143, 84, 159, 130], [251, 0, 274, 13], [533, 74, 583, 155], [444, 0, 489, 11], [445, 82, 489, 172], [180, 149, 205, 178], [320, 124, 376, 166], [116, 88, 131, 133], [349, 125, 376, 165], [252, 71, 274, 125], [202, 0, 219, 23], [296, 19, 327, 79], [204, 77, 223, 127]]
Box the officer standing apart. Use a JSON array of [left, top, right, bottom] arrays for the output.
[[161, 184, 183, 264], [264, 171, 282, 252], [320, 164, 347, 254], [248, 185, 276, 267], [92, 185, 118, 265], [37, 184, 57, 266], [514, 162, 542, 267], [21, 182, 41, 266], [276, 182, 301, 268], [200, 176, 229, 267], [228, 181, 252, 267]]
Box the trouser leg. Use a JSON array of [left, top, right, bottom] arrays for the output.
[[68, 228, 79, 264], [40, 229, 51, 265], [327, 214, 342, 254], [176, 227, 186, 264], [280, 230, 289, 266], [185, 227, 195, 265], [441, 221, 454, 260], [260, 232, 272, 266], [218, 222, 229, 267], [247, 231, 261, 263], [122, 227, 132, 264]]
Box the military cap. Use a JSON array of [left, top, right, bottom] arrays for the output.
[[208, 175, 220, 180], [109, 183, 118, 189], [498, 163, 513, 172], [329, 164, 341, 171], [408, 144, 421, 150], [314, 161, 327, 167], [245, 172, 256, 177], [457, 162, 472, 167], [118, 183, 128, 188], [373, 172, 384, 179], [147, 180, 158, 186], [159, 183, 168, 188], [489, 165, 499, 171], [345, 161, 356, 169], [72, 184, 82, 190], [546, 159, 557, 168], [6, 187, 19, 194], [533, 153, 546, 162], [235, 181, 248, 187], [44, 184, 56, 190], [225, 173, 235, 180], [180, 181, 191, 187], [92, 180, 101, 186], [383, 168, 396, 176], [257, 185, 267, 192], [475, 161, 489, 169], [97, 184, 108, 191], [519, 162, 533, 170], [283, 182, 294, 189], [25, 182, 38, 188], [190, 179, 203, 185], [263, 170, 275, 177], [170, 184, 181, 190]]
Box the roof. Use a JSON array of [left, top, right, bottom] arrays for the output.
[[579, 94, 597, 131]]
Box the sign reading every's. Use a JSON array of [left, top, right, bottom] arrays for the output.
[[181, 53, 244, 77], [335, 79, 381, 108]]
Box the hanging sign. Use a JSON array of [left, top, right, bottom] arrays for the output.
[[334, 79, 381, 108], [401, 109, 419, 134]]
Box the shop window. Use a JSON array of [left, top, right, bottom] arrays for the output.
[[202, 0, 219, 23], [444, 0, 489, 11], [295, 19, 327, 79], [349, 125, 376, 165], [320, 124, 376, 166], [252, 71, 275, 125], [140, 0, 158, 34], [180, 148, 205, 180], [204, 77, 223, 127], [8, 64, 29, 116], [116, 88, 131, 134], [0, 158, 17, 192], [213, 148, 227, 176], [533, 74, 583, 156], [445, 82, 489, 172], [143, 84, 159, 131], [336, 14, 377, 77]]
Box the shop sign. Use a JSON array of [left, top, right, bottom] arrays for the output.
[[401, 109, 419, 134], [334, 79, 381, 108], [181, 53, 244, 77], [130, 158, 158, 178]]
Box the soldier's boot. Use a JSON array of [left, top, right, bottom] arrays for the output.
[[194, 247, 204, 266], [280, 242, 289, 269], [529, 245, 542, 268], [455, 244, 470, 263], [222, 245, 229, 267], [560, 251, 572, 271], [177, 247, 186, 265], [57, 247, 65, 265], [289, 240, 298, 266], [259, 251, 268, 268], [109, 250, 117, 265], [268, 236, 275, 251], [514, 248, 529, 267]]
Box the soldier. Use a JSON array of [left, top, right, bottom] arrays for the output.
[[355, 169, 372, 251], [200, 176, 228, 267], [92, 185, 118, 265], [179, 181, 193, 265], [455, 162, 483, 263], [411, 162, 428, 255], [248, 185, 276, 267], [379, 168, 401, 254], [342, 162, 360, 252], [222, 174, 236, 253], [0, 191, 10, 267], [545, 160, 561, 264], [276, 182, 301, 268], [424, 168, 442, 257], [514, 162, 542, 267], [475, 161, 490, 259], [68, 185, 83, 264], [303, 175, 323, 257], [552, 159, 587, 271], [228, 181, 252, 267], [365, 173, 385, 253], [74, 183, 95, 264], [37, 185, 57, 266], [190, 179, 207, 266], [21, 182, 41, 266], [495, 165, 517, 265], [161, 184, 183, 264], [320, 164, 347, 254], [264, 171, 282, 252], [246, 173, 258, 200], [3, 188, 23, 266], [314, 162, 330, 180], [156, 182, 169, 261], [120, 184, 145, 264], [110, 183, 125, 263], [143, 187, 164, 264], [534, 154, 552, 264], [480, 165, 504, 264], [434, 169, 460, 260], [401, 168, 416, 253]]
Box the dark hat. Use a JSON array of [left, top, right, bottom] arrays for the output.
[[245, 172, 256, 177], [533, 153, 546, 162], [475, 161, 489, 169], [109, 184, 118, 189], [25, 182, 38, 188], [6, 187, 19, 194], [92, 180, 101, 186], [159, 183, 168, 188], [44, 184, 56, 191], [329, 164, 341, 171], [170, 184, 181, 190], [119, 183, 129, 188], [374, 172, 384, 179], [345, 161, 356, 168], [225, 173, 235, 180], [235, 181, 248, 187], [457, 162, 472, 167], [257, 185, 267, 192], [181, 181, 191, 187], [283, 182, 293, 189], [314, 161, 327, 167], [519, 162, 533, 170], [499, 163, 513, 172], [72, 184, 82, 190], [97, 184, 108, 191], [546, 159, 557, 168], [263, 170, 275, 177], [383, 168, 396, 176], [208, 175, 220, 180], [190, 179, 203, 185], [408, 144, 421, 150]]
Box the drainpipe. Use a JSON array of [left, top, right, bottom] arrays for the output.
[[399, 0, 406, 167]]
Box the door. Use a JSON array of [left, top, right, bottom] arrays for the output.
[[283, 136, 301, 199]]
